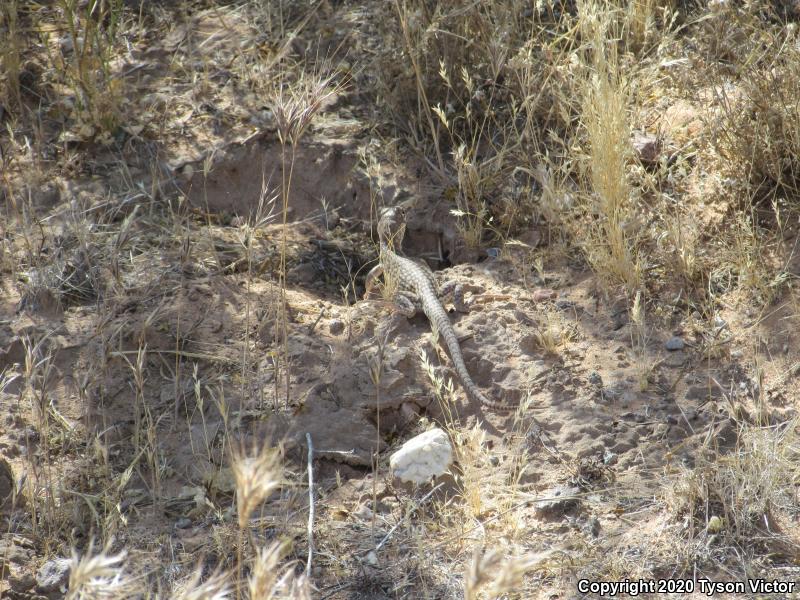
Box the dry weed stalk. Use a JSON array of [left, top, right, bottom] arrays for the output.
[[171, 567, 230, 600], [248, 541, 311, 600], [270, 67, 343, 405], [66, 541, 136, 600], [231, 443, 283, 530], [20, 335, 62, 539], [464, 546, 535, 600], [418, 347, 459, 430], [629, 291, 653, 391], [231, 441, 284, 597]]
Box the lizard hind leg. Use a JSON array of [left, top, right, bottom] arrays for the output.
[[393, 290, 421, 318], [439, 280, 470, 313]]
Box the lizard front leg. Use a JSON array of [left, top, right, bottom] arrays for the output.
[[377, 290, 421, 339], [364, 264, 384, 299]]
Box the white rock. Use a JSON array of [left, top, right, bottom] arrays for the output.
[[390, 428, 453, 485]]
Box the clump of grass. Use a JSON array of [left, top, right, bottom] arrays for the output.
[[664, 418, 800, 549], [531, 305, 575, 355], [377, 0, 581, 247], [451, 424, 492, 519], [711, 212, 785, 306], [704, 7, 800, 199], [577, 0, 642, 294], [55, 0, 127, 139], [744, 58, 800, 193], [0, 0, 22, 109]]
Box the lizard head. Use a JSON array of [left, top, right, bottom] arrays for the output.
[[377, 206, 407, 248]]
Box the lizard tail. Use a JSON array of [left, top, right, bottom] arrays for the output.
[[439, 321, 511, 412]]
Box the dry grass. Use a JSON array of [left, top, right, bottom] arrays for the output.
[[665, 418, 800, 555], [3, 0, 800, 596]]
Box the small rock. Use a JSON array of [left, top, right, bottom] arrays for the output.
[[400, 402, 420, 422], [707, 515, 725, 533], [9, 569, 36, 592], [519, 334, 539, 355], [664, 351, 686, 368], [365, 550, 378, 566], [632, 132, 661, 165], [583, 516, 601, 537], [328, 319, 345, 335], [288, 263, 316, 284], [175, 517, 192, 529], [0, 537, 33, 567], [390, 428, 453, 485], [0, 458, 13, 509], [612, 311, 629, 331], [36, 558, 71, 593], [518, 229, 541, 247], [531, 288, 557, 302], [665, 336, 685, 351], [534, 485, 581, 519], [353, 503, 374, 521], [180, 163, 194, 182], [555, 299, 575, 311], [602, 385, 622, 401]]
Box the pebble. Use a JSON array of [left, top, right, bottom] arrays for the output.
[[632, 131, 660, 164], [0, 538, 32, 566], [328, 319, 345, 335], [9, 570, 36, 592], [583, 516, 601, 537], [0, 459, 12, 507], [556, 299, 575, 311], [534, 485, 581, 519], [665, 336, 685, 351]]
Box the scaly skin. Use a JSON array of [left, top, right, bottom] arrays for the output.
[[366, 206, 510, 412]]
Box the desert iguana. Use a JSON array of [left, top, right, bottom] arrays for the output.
[[365, 206, 510, 412]]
